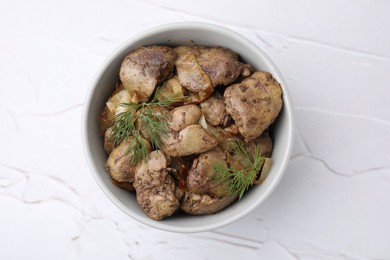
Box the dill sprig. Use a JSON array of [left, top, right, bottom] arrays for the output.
[[126, 133, 150, 166], [212, 140, 265, 200], [112, 103, 138, 147], [111, 88, 181, 165]]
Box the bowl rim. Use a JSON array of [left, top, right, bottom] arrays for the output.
[[82, 21, 294, 233]]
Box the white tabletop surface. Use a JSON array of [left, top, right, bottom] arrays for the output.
[[1, 0, 389, 259]]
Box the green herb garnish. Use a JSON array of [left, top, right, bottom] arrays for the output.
[[212, 140, 265, 200], [111, 88, 180, 165]]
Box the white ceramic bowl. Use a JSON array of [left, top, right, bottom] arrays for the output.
[[82, 22, 294, 233]]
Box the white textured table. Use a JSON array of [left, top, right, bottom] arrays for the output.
[[1, 1, 389, 259]]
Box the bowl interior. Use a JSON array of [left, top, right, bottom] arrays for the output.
[[83, 23, 294, 233]]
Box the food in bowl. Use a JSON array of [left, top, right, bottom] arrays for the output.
[[99, 45, 283, 220]]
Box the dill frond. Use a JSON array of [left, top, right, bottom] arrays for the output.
[[212, 141, 266, 200], [110, 86, 181, 165]]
